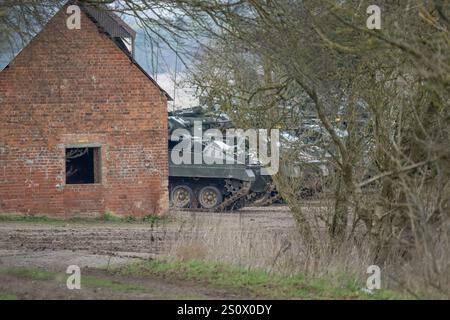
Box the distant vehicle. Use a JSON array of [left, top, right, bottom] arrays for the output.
[[167, 107, 337, 210], [167, 108, 270, 210]]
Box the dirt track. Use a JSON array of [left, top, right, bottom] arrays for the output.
[[0, 224, 170, 262], [0, 267, 246, 300], [0, 206, 296, 266], [0, 206, 298, 299]]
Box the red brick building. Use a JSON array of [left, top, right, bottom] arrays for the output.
[[0, 4, 170, 217]]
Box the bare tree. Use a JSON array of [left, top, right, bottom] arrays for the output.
[[2, 0, 448, 296]]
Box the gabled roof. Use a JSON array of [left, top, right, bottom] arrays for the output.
[[79, 3, 172, 100], [82, 3, 136, 39], [2, 1, 172, 101]]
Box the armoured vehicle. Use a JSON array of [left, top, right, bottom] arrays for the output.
[[167, 107, 333, 210], [168, 108, 271, 210]]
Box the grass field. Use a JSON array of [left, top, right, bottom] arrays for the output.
[[116, 259, 407, 300], [0, 260, 407, 300]]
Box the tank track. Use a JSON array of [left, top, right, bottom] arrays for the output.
[[171, 179, 252, 212], [216, 179, 251, 211], [246, 182, 281, 207]]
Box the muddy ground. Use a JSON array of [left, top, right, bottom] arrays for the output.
[[0, 266, 247, 300], [0, 205, 303, 299]]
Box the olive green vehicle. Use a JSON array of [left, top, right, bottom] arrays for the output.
[[167, 107, 334, 210], [167, 108, 273, 211]]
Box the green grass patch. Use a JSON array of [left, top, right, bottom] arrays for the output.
[[0, 266, 141, 293], [79, 276, 201, 298], [0, 213, 173, 225], [83, 276, 152, 293], [0, 266, 152, 294], [103, 211, 124, 222], [0, 267, 60, 281], [0, 293, 18, 300], [0, 214, 63, 224], [0, 266, 201, 299], [117, 259, 408, 300]]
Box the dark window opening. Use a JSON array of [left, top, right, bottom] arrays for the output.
[[65, 147, 101, 184]]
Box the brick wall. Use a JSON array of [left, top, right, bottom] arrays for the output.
[[0, 7, 168, 217]]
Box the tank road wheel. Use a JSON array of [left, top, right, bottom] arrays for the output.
[[198, 186, 223, 210], [171, 185, 194, 208]]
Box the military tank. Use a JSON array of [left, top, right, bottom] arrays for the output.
[[167, 107, 271, 211]]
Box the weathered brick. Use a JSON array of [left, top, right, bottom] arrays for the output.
[[0, 6, 169, 217]]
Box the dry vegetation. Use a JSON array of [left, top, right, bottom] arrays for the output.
[[1, 0, 449, 298], [164, 203, 445, 298]]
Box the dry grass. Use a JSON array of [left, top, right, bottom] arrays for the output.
[[165, 205, 371, 280], [161, 202, 448, 299], [175, 241, 209, 261]]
